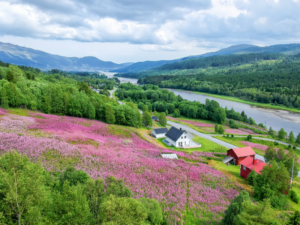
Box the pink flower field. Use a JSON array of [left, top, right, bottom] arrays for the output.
[[167, 116, 214, 127], [0, 110, 241, 222], [240, 141, 288, 153]]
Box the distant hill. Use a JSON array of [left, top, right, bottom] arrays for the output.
[[110, 59, 181, 73], [235, 43, 300, 55], [0, 42, 132, 71], [111, 44, 257, 73]]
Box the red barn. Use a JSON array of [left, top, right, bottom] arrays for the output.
[[223, 146, 256, 165], [240, 156, 267, 179]]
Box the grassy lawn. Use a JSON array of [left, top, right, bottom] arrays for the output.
[[208, 160, 253, 193], [7, 108, 31, 116], [188, 90, 300, 114], [156, 137, 227, 153]]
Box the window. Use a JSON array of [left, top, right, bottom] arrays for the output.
[[184, 136, 186, 139], [243, 166, 246, 170], [181, 137, 183, 139]]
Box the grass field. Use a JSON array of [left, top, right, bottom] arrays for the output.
[[209, 160, 253, 193], [188, 90, 300, 114], [156, 137, 227, 153]]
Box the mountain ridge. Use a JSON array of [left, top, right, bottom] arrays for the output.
[[0, 42, 132, 71], [111, 44, 258, 73]]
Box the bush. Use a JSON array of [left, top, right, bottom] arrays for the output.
[[274, 141, 279, 146], [290, 190, 299, 204], [247, 170, 256, 185], [218, 125, 225, 134], [270, 195, 289, 209], [247, 134, 252, 141], [222, 190, 250, 225]]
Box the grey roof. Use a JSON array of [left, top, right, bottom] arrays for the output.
[[165, 126, 186, 142], [222, 155, 234, 164], [152, 116, 158, 120], [255, 154, 266, 163], [153, 128, 168, 134], [161, 154, 178, 159]]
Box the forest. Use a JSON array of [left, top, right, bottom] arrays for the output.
[[0, 61, 141, 128], [116, 83, 258, 126], [136, 54, 300, 109], [0, 151, 163, 224]]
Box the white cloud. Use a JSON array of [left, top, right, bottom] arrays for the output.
[[0, 0, 299, 62]]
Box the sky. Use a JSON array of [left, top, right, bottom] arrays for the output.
[[0, 0, 299, 63]]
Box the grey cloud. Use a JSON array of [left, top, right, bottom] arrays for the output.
[[177, 0, 300, 46]]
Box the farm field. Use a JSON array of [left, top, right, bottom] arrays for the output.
[[0, 108, 241, 224], [167, 116, 267, 136]]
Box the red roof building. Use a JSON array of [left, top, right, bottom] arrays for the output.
[[240, 156, 267, 179], [223, 146, 256, 165]]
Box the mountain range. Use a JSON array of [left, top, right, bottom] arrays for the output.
[[1, 42, 300, 73], [0, 42, 132, 71]]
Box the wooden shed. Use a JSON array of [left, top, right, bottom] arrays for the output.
[[223, 146, 256, 165], [240, 156, 267, 179]]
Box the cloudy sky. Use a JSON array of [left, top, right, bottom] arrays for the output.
[[0, 0, 299, 63]]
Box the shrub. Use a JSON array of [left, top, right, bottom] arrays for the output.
[[290, 190, 299, 204], [222, 190, 250, 225], [247, 170, 256, 185], [218, 125, 225, 134], [247, 134, 252, 141], [270, 195, 289, 209], [274, 141, 279, 146]]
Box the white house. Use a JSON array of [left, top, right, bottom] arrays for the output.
[[165, 127, 193, 148], [151, 128, 168, 138]]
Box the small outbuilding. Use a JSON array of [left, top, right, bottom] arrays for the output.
[[151, 128, 168, 138], [161, 153, 178, 160], [223, 146, 256, 165], [240, 155, 267, 179], [165, 126, 193, 148], [152, 116, 158, 122]]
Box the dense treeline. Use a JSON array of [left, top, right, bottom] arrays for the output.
[[157, 53, 284, 70], [0, 151, 163, 224], [0, 63, 142, 128], [48, 69, 115, 90], [139, 59, 300, 109], [116, 83, 257, 125], [118, 53, 300, 79]]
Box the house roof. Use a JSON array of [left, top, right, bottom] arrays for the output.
[[230, 146, 256, 158], [161, 154, 178, 159], [254, 154, 266, 163], [152, 116, 158, 120], [240, 156, 267, 175], [153, 128, 168, 134], [165, 126, 186, 142]]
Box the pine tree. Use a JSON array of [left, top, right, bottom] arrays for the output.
[[289, 131, 295, 143], [215, 124, 219, 133], [222, 190, 250, 225], [159, 112, 167, 127], [105, 105, 116, 124], [296, 133, 300, 144], [268, 127, 275, 137], [278, 128, 287, 139]]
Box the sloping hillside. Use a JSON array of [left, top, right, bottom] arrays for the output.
[[0, 42, 132, 71]]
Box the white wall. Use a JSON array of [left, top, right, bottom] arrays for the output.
[[175, 133, 192, 147], [151, 130, 166, 138]]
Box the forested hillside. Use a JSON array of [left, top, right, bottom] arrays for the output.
[[137, 53, 300, 110], [0, 61, 141, 127]]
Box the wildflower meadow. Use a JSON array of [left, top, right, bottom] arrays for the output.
[[0, 110, 241, 223]]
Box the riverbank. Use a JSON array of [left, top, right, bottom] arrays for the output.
[[166, 89, 300, 114]]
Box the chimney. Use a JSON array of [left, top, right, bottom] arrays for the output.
[[180, 128, 182, 130], [253, 158, 258, 165]]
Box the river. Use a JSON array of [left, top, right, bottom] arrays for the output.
[[100, 71, 138, 84], [101, 72, 300, 134]]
